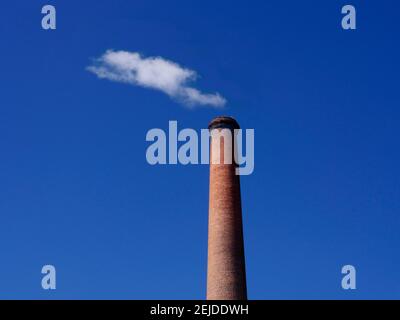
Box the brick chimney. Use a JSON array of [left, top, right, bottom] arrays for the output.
[[206, 116, 247, 300]]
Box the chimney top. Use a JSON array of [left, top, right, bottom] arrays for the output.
[[208, 116, 240, 130]]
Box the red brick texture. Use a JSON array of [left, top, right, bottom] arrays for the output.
[[206, 117, 247, 300]]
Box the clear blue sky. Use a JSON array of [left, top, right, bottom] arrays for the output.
[[0, 0, 399, 299]]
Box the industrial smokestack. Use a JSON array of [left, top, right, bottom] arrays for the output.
[[206, 116, 247, 300]]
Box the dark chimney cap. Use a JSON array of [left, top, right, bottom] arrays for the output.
[[208, 116, 240, 130]]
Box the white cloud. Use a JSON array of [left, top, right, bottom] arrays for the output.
[[87, 50, 226, 108]]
